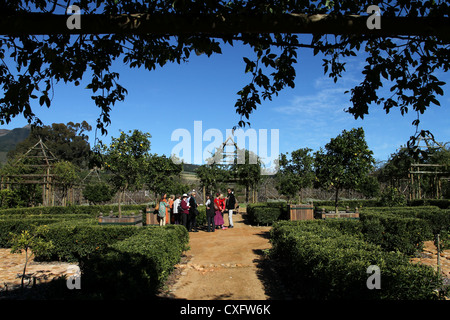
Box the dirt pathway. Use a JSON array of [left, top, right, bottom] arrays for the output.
[[0, 249, 79, 294], [162, 213, 274, 300]]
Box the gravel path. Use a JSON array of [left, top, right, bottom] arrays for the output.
[[158, 213, 278, 300]]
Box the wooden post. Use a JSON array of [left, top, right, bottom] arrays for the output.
[[438, 178, 442, 199], [203, 187, 206, 205], [408, 170, 412, 201], [42, 183, 46, 206], [418, 166, 421, 199], [437, 233, 441, 275]]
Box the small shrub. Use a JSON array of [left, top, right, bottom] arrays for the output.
[[82, 182, 115, 205], [379, 186, 407, 207]]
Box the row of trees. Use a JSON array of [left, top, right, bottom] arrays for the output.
[[0, 123, 191, 211], [1, 123, 448, 210], [276, 127, 376, 211], [193, 127, 378, 209], [94, 129, 190, 216], [276, 127, 450, 210]]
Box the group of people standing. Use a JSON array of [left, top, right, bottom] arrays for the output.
[[156, 188, 237, 232]]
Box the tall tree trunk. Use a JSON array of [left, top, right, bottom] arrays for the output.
[[118, 188, 124, 218], [119, 183, 129, 218], [335, 187, 339, 213], [21, 248, 29, 290]]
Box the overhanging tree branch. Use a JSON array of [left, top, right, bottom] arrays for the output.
[[1, 2, 449, 138], [0, 13, 449, 41]]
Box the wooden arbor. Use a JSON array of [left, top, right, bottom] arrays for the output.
[[408, 133, 449, 200], [205, 135, 260, 203], [0, 138, 58, 206]]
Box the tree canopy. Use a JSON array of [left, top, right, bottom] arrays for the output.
[[0, 1, 449, 138], [275, 147, 314, 202], [7, 121, 92, 168], [145, 153, 183, 197], [99, 129, 151, 215], [315, 127, 375, 210]]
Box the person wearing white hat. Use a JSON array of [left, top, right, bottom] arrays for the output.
[[173, 194, 182, 225]]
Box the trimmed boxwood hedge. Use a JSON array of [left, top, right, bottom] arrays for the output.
[[0, 204, 148, 217], [360, 207, 450, 251], [359, 212, 432, 255], [408, 199, 450, 209], [246, 202, 289, 225], [78, 224, 189, 299], [312, 199, 450, 210], [270, 220, 446, 300], [0, 204, 191, 299], [0, 214, 96, 249], [313, 199, 380, 209], [38, 221, 142, 262], [1, 212, 190, 299]]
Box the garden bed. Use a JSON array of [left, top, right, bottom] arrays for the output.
[[98, 212, 143, 226], [270, 220, 449, 299]]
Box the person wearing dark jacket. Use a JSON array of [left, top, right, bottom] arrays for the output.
[[226, 188, 236, 228], [188, 190, 199, 232], [205, 194, 216, 232]]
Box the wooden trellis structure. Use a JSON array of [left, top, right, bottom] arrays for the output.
[[205, 135, 240, 167], [204, 135, 260, 203], [0, 138, 58, 206], [408, 133, 449, 200]]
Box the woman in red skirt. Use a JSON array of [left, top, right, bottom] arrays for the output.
[[214, 192, 225, 229]]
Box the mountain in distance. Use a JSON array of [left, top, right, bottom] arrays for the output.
[[0, 125, 31, 164]]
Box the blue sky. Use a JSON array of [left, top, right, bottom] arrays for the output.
[[2, 38, 450, 166]]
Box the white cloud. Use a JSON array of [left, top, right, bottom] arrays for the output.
[[274, 73, 360, 118]]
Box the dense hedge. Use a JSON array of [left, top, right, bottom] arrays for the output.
[[246, 202, 289, 225], [78, 224, 189, 299], [1, 210, 190, 299], [360, 206, 440, 214], [0, 204, 148, 217], [0, 214, 95, 248], [359, 213, 432, 255], [39, 221, 142, 262], [360, 207, 450, 251], [313, 199, 450, 210], [313, 199, 380, 209], [408, 199, 450, 209], [0, 218, 59, 247], [0, 217, 140, 260], [270, 220, 446, 300], [196, 205, 206, 226]]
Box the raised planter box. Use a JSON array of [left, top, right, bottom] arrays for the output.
[[321, 212, 360, 219], [146, 207, 159, 225], [316, 207, 360, 220], [289, 204, 314, 221], [98, 212, 143, 226]]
